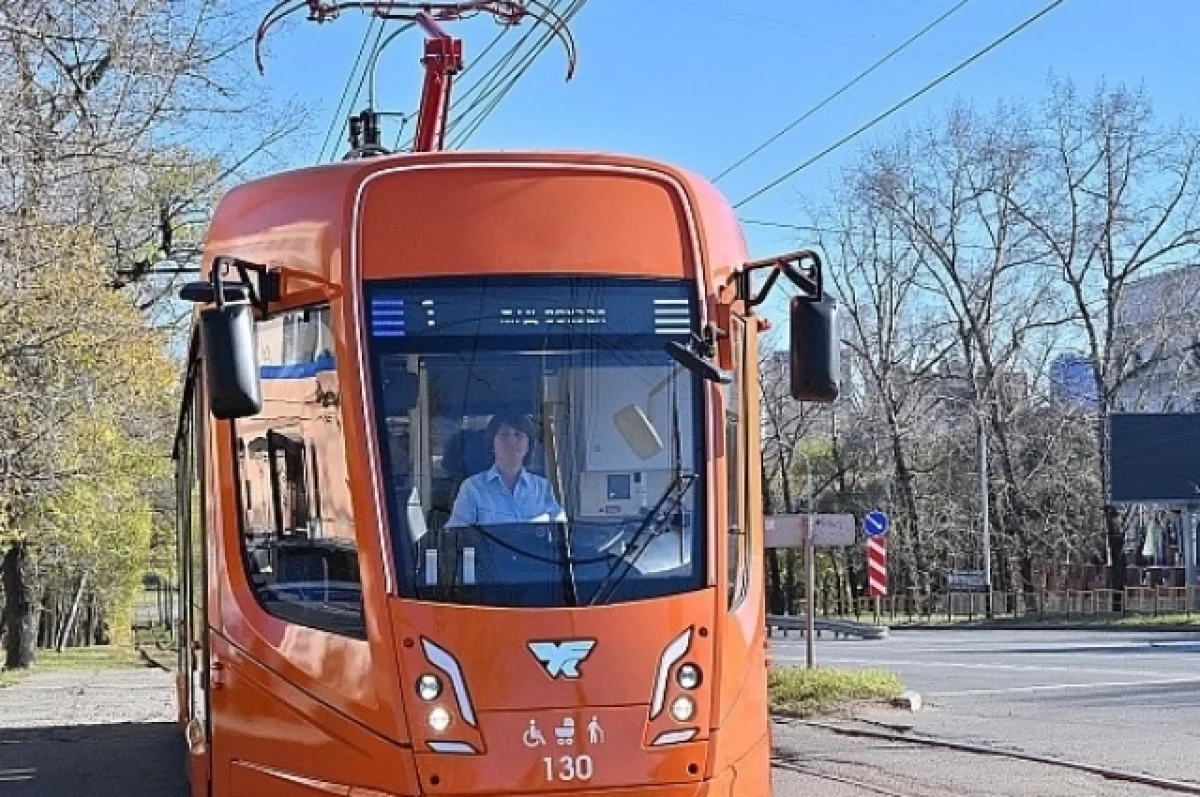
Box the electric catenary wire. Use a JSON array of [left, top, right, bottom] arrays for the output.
[[733, 0, 1067, 209], [442, 13, 552, 141], [712, 0, 972, 184], [393, 22, 515, 150], [447, 0, 579, 147], [450, 0, 588, 148], [317, 15, 386, 163]]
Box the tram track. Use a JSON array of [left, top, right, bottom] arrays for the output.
[[771, 717, 1200, 795], [771, 752, 918, 797]]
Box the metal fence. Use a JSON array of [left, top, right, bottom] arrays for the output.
[[804, 586, 1200, 624]]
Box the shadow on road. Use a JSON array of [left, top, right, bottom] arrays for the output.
[[0, 722, 187, 796]]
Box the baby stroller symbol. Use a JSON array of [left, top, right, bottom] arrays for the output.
[[555, 717, 575, 746]]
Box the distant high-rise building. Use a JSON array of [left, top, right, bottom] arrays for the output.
[[1049, 352, 1099, 410], [1111, 266, 1200, 412]]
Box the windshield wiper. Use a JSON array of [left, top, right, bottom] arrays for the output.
[[586, 472, 697, 606]]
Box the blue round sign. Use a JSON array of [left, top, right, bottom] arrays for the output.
[[864, 509, 889, 537]]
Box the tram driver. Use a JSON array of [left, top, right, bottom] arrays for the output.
[[445, 409, 566, 527]]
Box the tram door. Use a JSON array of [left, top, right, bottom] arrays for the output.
[[178, 380, 211, 796]]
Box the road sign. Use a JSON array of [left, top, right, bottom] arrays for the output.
[[864, 509, 889, 537], [867, 536, 888, 596], [947, 569, 988, 592], [765, 514, 856, 549]]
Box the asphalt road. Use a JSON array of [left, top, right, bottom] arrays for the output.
[[770, 628, 1200, 785]]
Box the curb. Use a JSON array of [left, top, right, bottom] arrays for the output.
[[884, 623, 1200, 632], [891, 690, 922, 711], [768, 689, 923, 720]]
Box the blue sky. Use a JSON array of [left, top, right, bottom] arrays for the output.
[[257, 0, 1200, 261]]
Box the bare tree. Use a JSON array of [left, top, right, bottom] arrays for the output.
[[856, 102, 1082, 601], [812, 199, 955, 596], [1004, 80, 1200, 597]]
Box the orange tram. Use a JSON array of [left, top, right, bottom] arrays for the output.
[[171, 11, 837, 797]]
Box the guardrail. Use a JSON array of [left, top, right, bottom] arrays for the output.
[[766, 613, 888, 640]]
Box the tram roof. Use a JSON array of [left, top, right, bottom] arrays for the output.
[[202, 150, 748, 296]]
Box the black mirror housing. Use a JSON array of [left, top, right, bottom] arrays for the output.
[[200, 303, 262, 419], [790, 296, 839, 402]]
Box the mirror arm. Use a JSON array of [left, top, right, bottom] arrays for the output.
[[182, 255, 280, 313], [220, 256, 281, 314], [736, 249, 824, 309]]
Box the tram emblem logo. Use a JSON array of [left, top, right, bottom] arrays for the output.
[[528, 640, 596, 679]]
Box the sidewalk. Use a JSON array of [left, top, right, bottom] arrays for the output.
[[0, 667, 186, 796]]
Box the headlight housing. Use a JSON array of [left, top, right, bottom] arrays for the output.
[[418, 674, 442, 701], [677, 664, 702, 690], [428, 706, 452, 733], [670, 696, 696, 723]]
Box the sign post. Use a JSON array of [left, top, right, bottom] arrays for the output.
[[805, 470, 815, 669], [864, 510, 889, 623]]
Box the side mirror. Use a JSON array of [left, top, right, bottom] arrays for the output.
[[200, 302, 262, 419], [790, 296, 839, 402]]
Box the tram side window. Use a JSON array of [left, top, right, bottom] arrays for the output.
[[233, 306, 365, 638], [727, 317, 748, 608]]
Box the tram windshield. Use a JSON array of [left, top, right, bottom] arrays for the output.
[[366, 277, 706, 607]]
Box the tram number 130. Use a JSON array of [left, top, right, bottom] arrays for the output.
[[543, 755, 594, 782]]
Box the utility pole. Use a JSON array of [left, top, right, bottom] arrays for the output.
[[805, 464, 815, 669], [979, 412, 993, 618]]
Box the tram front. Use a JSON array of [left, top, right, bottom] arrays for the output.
[[366, 274, 723, 794]]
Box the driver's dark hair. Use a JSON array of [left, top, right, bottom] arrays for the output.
[[485, 409, 536, 447]]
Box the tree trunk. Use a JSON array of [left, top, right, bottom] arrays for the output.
[[763, 483, 786, 614], [88, 596, 102, 645], [1019, 555, 1036, 613], [784, 550, 799, 613], [2, 541, 40, 669], [56, 572, 88, 652], [1104, 505, 1126, 609]]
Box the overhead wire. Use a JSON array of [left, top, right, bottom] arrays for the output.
[[439, 0, 572, 147], [440, 19, 547, 142], [739, 218, 1042, 253], [393, 2, 559, 151], [732, 0, 1068, 209], [317, 15, 385, 163], [712, 0, 973, 183], [391, 20, 515, 150], [450, 0, 587, 148]]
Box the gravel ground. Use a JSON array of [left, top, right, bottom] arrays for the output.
[[0, 667, 186, 797]]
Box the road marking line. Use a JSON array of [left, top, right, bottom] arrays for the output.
[[771, 654, 1170, 678], [927, 676, 1200, 696]]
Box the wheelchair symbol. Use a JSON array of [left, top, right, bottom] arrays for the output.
[[523, 720, 547, 748]]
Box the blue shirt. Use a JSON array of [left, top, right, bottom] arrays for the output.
[[446, 466, 566, 527]]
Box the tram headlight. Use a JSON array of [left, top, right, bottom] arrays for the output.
[[418, 674, 442, 701], [670, 696, 696, 723], [676, 664, 702, 690], [428, 706, 452, 733]]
